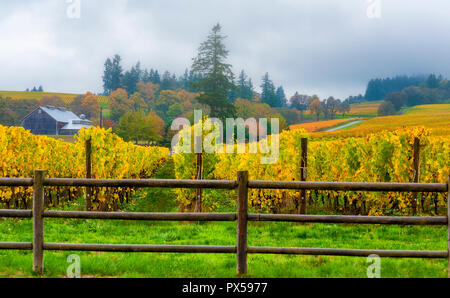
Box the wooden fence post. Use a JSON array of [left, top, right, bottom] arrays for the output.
[[85, 138, 92, 211], [300, 138, 308, 214], [447, 175, 449, 278], [33, 169, 45, 274], [237, 171, 248, 275], [194, 133, 203, 213], [411, 137, 420, 215], [194, 152, 203, 213]]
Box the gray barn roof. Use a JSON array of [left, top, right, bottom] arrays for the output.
[[40, 106, 80, 122], [61, 119, 93, 130]]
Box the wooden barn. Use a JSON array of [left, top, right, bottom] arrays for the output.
[[21, 106, 93, 135]]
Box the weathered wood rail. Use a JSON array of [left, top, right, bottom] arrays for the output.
[[0, 170, 448, 277]]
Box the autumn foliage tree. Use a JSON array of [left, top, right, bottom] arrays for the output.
[[337, 102, 351, 117], [40, 95, 65, 107], [309, 98, 323, 121], [130, 92, 147, 112], [136, 81, 159, 109], [153, 89, 198, 123], [117, 110, 165, 144], [80, 92, 100, 119], [234, 98, 288, 130], [108, 88, 133, 121]]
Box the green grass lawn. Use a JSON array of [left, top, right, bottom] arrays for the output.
[[0, 217, 447, 278]]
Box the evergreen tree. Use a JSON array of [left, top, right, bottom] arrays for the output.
[[227, 77, 238, 103], [102, 54, 123, 95], [237, 70, 254, 100], [260, 73, 278, 107], [148, 69, 156, 83], [142, 69, 150, 83], [181, 69, 190, 90], [121, 62, 142, 94], [160, 71, 177, 90], [276, 86, 286, 107], [426, 74, 440, 89], [364, 75, 427, 101], [153, 70, 161, 84], [188, 69, 202, 92], [191, 23, 235, 118], [102, 58, 113, 94]]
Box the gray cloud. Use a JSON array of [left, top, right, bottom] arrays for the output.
[[0, 0, 449, 99]]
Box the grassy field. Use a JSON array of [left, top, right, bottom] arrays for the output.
[[347, 101, 382, 117], [311, 104, 450, 138], [290, 118, 359, 132], [0, 217, 447, 278], [347, 104, 450, 135], [0, 90, 109, 105]]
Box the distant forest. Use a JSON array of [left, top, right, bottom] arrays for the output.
[[367, 74, 450, 116], [365, 75, 428, 101]]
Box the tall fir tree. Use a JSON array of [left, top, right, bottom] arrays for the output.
[[276, 86, 286, 107], [191, 23, 236, 118], [102, 54, 123, 95], [237, 70, 254, 100], [121, 62, 142, 94], [260, 73, 278, 107], [181, 69, 190, 90], [160, 71, 177, 90]]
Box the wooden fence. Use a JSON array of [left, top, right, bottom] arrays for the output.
[[0, 170, 448, 277]]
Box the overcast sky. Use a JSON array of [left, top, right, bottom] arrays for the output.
[[0, 0, 449, 99]]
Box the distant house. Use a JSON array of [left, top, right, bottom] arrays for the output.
[[21, 106, 93, 135]]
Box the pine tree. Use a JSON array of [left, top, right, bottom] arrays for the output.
[[181, 69, 190, 90], [142, 69, 150, 83], [276, 86, 286, 107], [237, 70, 254, 100], [102, 54, 123, 95], [160, 71, 177, 90], [426, 74, 440, 89], [121, 62, 142, 94], [191, 23, 236, 118], [153, 70, 161, 84], [260, 73, 278, 107]]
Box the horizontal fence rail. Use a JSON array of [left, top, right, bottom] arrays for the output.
[[0, 170, 448, 277], [43, 243, 237, 253], [43, 178, 238, 189], [248, 180, 448, 193], [43, 211, 237, 221], [0, 209, 32, 218], [247, 214, 448, 225], [0, 242, 33, 250], [247, 247, 448, 259], [0, 178, 33, 187]]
